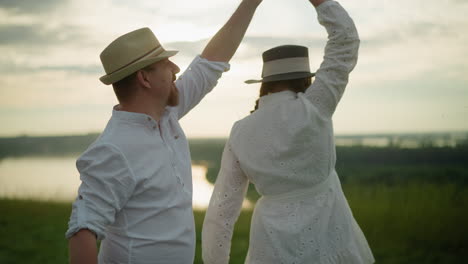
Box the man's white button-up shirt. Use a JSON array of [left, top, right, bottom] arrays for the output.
[[66, 56, 229, 264]]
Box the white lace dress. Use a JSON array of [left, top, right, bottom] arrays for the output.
[[202, 1, 374, 263]]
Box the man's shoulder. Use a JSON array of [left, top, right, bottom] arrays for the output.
[[77, 124, 127, 161], [78, 140, 121, 161], [99, 117, 153, 148]]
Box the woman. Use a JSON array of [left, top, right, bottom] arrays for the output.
[[202, 0, 374, 263]]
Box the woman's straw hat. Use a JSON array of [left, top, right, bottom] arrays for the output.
[[99, 27, 178, 85]]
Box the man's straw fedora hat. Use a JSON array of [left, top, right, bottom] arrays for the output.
[[99, 27, 178, 85], [245, 45, 315, 84]]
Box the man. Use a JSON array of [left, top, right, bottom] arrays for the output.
[[66, 0, 263, 263]]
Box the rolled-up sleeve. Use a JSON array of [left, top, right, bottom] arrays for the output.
[[174, 56, 230, 119], [65, 143, 136, 240]]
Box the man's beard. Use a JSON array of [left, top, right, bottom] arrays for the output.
[[167, 85, 179, 107]]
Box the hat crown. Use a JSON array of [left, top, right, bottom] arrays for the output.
[[245, 45, 315, 84], [100, 27, 162, 74], [262, 45, 309, 62]]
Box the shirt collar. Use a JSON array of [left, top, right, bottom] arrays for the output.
[[258, 90, 297, 109], [112, 105, 159, 130]]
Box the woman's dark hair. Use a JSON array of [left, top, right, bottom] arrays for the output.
[[251, 77, 312, 113]]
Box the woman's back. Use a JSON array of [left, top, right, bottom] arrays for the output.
[[227, 90, 371, 264], [231, 90, 335, 196]]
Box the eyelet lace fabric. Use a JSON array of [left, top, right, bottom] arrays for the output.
[[202, 1, 373, 263]]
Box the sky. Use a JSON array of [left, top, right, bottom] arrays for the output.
[[1, 0, 467, 138]]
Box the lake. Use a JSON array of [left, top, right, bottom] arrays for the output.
[[0, 157, 251, 209]]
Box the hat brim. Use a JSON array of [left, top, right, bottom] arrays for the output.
[[245, 72, 315, 84], [100, 50, 178, 85]]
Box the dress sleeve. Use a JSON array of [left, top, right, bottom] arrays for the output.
[[305, 0, 360, 118], [65, 143, 136, 240], [202, 138, 249, 264], [174, 56, 230, 119]]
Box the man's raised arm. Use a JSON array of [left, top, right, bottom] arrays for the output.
[[174, 0, 263, 118], [201, 0, 263, 62]]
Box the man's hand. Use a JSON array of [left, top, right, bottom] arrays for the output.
[[201, 0, 263, 62], [245, 0, 263, 7], [309, 0, 327, 7]]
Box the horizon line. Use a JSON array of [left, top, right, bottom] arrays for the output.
[[1, 130, 467, 140]]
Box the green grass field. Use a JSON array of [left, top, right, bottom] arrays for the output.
[[1, 139, 468, 263], [1, 182, 467, 263]]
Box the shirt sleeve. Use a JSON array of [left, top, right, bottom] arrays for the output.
[[202, 137, 249, 264], [305, 0, 360, 118], [174, 56, 230, 119], [65, 143, 136, 240]]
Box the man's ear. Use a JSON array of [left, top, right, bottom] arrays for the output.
[[136, 70, 151, 89]]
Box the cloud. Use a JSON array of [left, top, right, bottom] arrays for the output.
[[168, 36, 326, 61], [1, 0, 467, 136], [0, 0, 68, 14], [0, 59, 101, 75], [362, 19, 467, 50], [0, 22, 102, 73], [0, 24, 88, 47], [0, 69, 113, 109], [113, 0, 237, 23], [449, 0, 468, 4]]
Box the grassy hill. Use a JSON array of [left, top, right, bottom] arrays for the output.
[[1, 134, 468, 262]]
